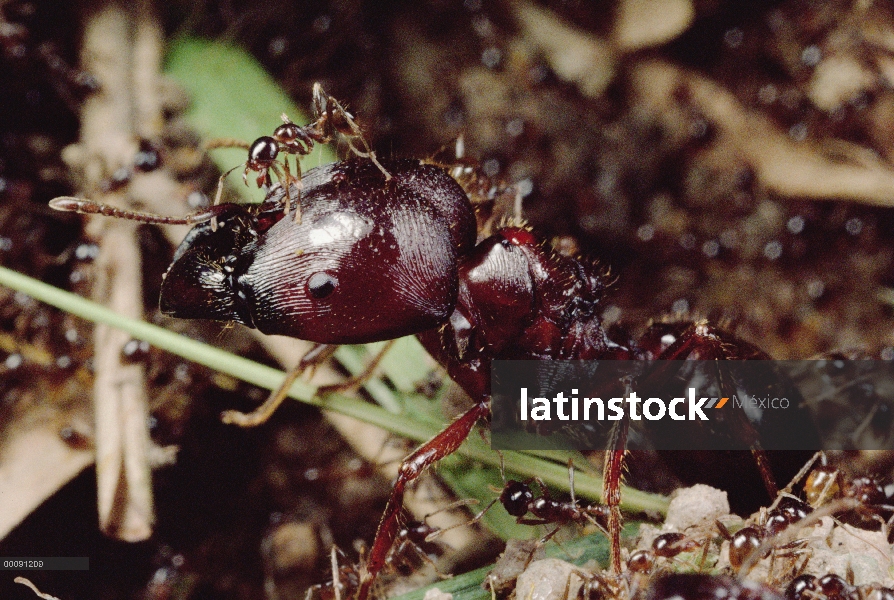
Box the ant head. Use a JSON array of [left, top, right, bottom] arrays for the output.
[[500, 481, 533, 517], [248, 136, 279, 165]]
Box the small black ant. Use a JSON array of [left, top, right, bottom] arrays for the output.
[[715, 495, 814, 574], [625, 532, 706, 576], [800, 460, 894, 536], [206, 83, 390, 223], [785, 572, 894, 600], [498, 476, 610, 533], [455, 460, 610, 549]]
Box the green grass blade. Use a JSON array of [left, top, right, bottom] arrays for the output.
[[0, 265, 669, 516]]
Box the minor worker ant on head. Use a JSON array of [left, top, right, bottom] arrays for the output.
[[206, 83, 391, 223]]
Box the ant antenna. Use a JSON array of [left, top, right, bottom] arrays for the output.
[[49, 197, 218, 225]]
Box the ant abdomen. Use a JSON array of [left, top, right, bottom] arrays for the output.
[[728, 526, 763, 570], [651, 532, 699, 558]]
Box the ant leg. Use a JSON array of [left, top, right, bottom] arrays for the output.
[[356, 399, 491, 600], [767, 452, 823, 512], [279, 158, 306, 225], [214, 163, 243, 201], [313, 83, 391, 180], [751, 448, 779, 499], [344, 138, 392, 180], [317, 340, 396, 396], [311, 83, 328, 122], [207, 137, 252, 230], [389, 531, 455, 580], [422, 496, 498, 542], [648, 321, 782, 500], [264, 161, 294, 216], [523, 526, 562, 570], [603, 412, 629, 575], [211, 163, 244, 231], [221, 343, 338, 427], [421, 498, 484, 543]]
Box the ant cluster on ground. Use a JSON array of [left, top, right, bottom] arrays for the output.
[[49, 86, 894, 600]]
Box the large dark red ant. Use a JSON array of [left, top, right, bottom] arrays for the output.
[[206, 83, 390, 223], [50, 86, 821, 600]]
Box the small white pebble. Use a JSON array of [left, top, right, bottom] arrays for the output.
[[423, 588, 453, 600], [664, 484, 729, 530], [515, 559, 583, 600]]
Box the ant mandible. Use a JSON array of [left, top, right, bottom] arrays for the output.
[[206, 83, 391, 223], [50, 85, 817, 600]]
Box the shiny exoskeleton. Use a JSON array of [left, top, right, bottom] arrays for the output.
[[52, 152, 815, 599], [160, 158, 472, 344], [801, 463, 894, 531], [624, 532, 704, 576], [151, 157, 808, 598]]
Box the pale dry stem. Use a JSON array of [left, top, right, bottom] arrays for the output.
[[75, 0, 168, 541], [15, 577, 62, 600]]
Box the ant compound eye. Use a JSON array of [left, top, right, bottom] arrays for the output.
[[249, 137, 279, 162], [307, 272, 338, 299]]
